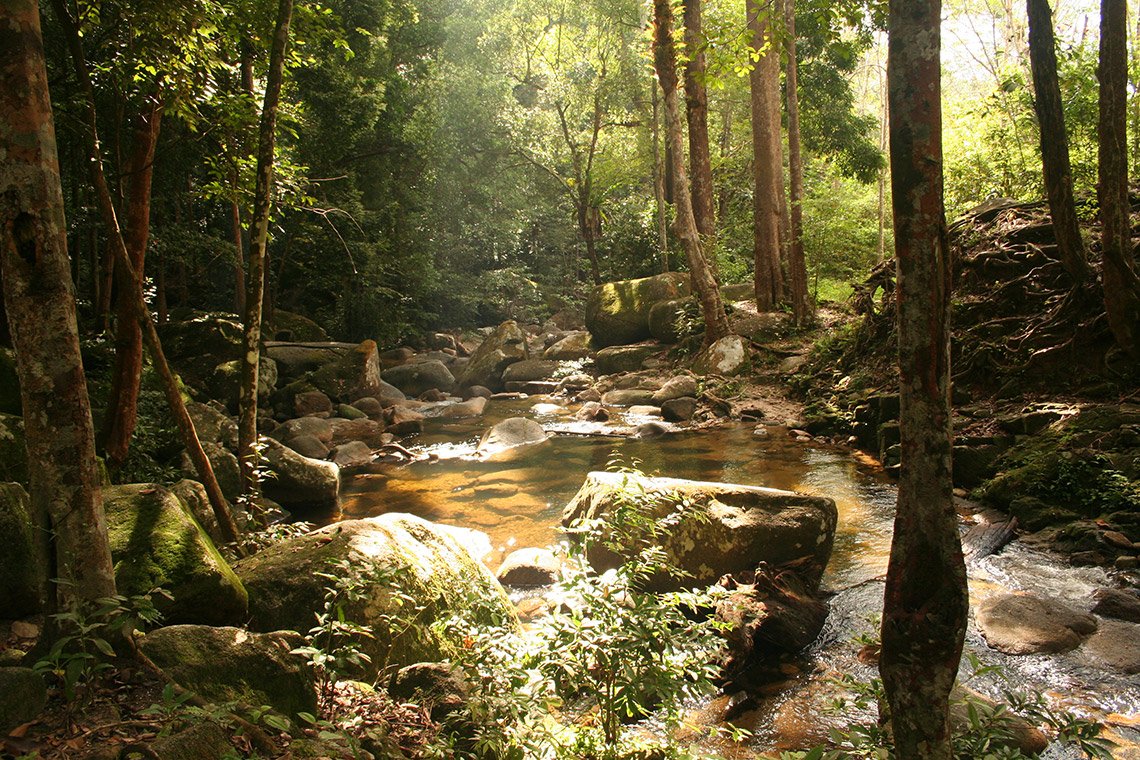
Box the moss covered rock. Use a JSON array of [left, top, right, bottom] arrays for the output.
[[585, 272, 691, 347], [0, 667, 47, 733], [206, 356, 277, 409], [235, 514, 519, 676], [307, 340, 384, 402], [155, 315, 245, 395], [0, 348, 20, 416], [562, 471, 838, 592], [103, 484, 247, 625], [270, 310, 329, 342], [138, 625, 316, 718], [0, 483, 45, 617]]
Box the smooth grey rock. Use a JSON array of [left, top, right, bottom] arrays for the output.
[[260, 438, 340, 509], [496, 547, 561, 586], [477, 417, 548, 455], [975, 594, 1097, 655], [651, 375, 700, 403]]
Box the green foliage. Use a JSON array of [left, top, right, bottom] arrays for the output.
[[34, 585, 169, 704]]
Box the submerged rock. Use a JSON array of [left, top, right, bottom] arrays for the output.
[[235, 514, 519, 676], [562, 471, 838, 592]]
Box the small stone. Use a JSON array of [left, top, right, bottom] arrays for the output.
[[1071, 550, 1107, 566], [10, 621, 39, 639], [1115, 555, 1139, 570], [788, 429, 811, 439], [576, 401, 609, 422], [497, 548, 561, 587], [576, 388, 602, 403], [293, 389, 333, 417], [661, 397, 698, 422], [1092, 588, 1140, 623]]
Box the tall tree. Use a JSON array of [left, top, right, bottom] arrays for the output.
[[683, 0, 716, 241], [1026, 0, 1089, 284], [652, 0, 731, 347], [747, 0, 784, 310], [0, 0, 117, 608], [1098, 0, 1140, 358], [51, 0, 241, 546], [784, 0, 811, 324], [879, 0, 969, 757], [239, 0, 294, 504]]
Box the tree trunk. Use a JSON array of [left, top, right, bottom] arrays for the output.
[[651, 81, 670, 271], [1098, 0, 1140, 358], [578, 198, 603, 285], [880, 0, 969, 758], [0, 0, 117, 609], [748, 0, 783, 311], [784, 0, 810, 325], [100, 100, 162, 470], [50, 0, 240, 546], [239, 0, 294, 505], [652, 0, 731, 347], [683, 0, 716, 242], [1027, 0, 1090, 283]]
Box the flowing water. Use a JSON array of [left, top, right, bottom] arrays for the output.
[[338, 396, 1140, 757]]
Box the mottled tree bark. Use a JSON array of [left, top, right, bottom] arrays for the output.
[[652, 0, 731, 347], [1098, 0, 1140, 358], [240, 0, 293, 505], [0, 0, 116, 608], [784, 0, 811, 325], [880, 0, 969, 758], [100, 100, 163, 469], [747, 0, 783, 311], [683, 0, 716, 242], [650, 82, 670, 272], [1027, 0, 1089, 284]]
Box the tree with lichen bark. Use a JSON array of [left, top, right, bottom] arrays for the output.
[[0, 0, 117, 610], [879, 0, 969, 758], [652, 0, 731, 348], [748, 0, 784, 311], [239, 0, 293, 509]]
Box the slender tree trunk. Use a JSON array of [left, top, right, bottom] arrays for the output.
[[240, 0, 294, 504], [0, 0, 117, 609], [784, 0, 811, 324], [748, 0, 783, 311], [651, 83, 670, 272], [1027, 0, 1090, 283], [878, 65, 888, 259], [683, 0, 716, 242], [50, 0, 240, 545], [100, 100, 162, 469], [880, 2, 969, 759], [1099, 0, 1140, 358], [653, 0, 731, 347], [578, 198, 603, 285]]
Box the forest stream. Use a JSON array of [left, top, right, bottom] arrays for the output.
[[336, 397, 1140, 757]]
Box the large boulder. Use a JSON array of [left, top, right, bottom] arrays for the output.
[[692, 334, 750, 376], [179, 442, 242, 503], [137, 625, 316, 718], [585, 272, 691, 347], [206, 356, 277, 408], [308, 340, 385, 402], [235, 514, 519, 675], [0, 483, 45, 617], [270, 310, 329, 342], [651, 375, 700, 403], [0, 667, 47, 733], [260, 438, 340, 510], [186, 402, 238, 449], [594, 345, 661, 374], [501, 359, 560, 384], [542, 331, 595, 360], [975, 594, 1098, 655], [156, 315, 244, 393], [456, 321, 530, 392], [729, 311, 792, 343], [648, 298, 701, 344], [265, 342, 356, 382], [562, 471, 838, 592], [382, 360, 456, 397], [103, 484, 248, 626]]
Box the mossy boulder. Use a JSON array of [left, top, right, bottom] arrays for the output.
[[205, 356, 278, 409], [0, 413, 27, 485], [270, 310, 329, 342], [648, 298, 701, 344], [235, 514, 519, 677], [155, 315, 245, 395], [456, 321, 530, 392], [594, 345, 661, 374], [137, 625, 316, 718], [103, 484, 247, 626], [585, 272, 691, 347], [563, 471, 838, 592], [186, 402, 238, 449], [542, 331, 595, 360], [179, 442, 242, 504], [265, 342, 356, 382], [0, 483, 46, 617]]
